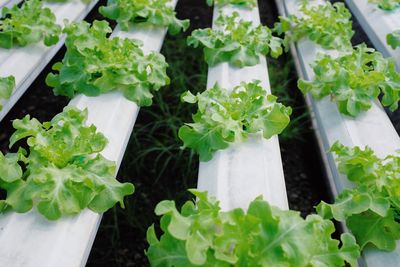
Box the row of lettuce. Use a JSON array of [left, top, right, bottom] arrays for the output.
[[380, 0, 400, 49], [367, 0, 400, 49], [0, 0, 398, 266], [370, 0, 400, 11], [0, 0, 194, 218], [148, 1, 400, 266]]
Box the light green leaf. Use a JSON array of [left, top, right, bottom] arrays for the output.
[[147, 191, 360, 266], [146, 232, 196, 267], [179, 125, 230, 162], [155, 200, 192, 240], [46, 20, 169, 107], [206, 0, 256, 8], [188, 12, 284, 67], [274, 1, 354, 50], [0, 107, 134, 220], [369, 0, 400, 10], [99, 0, 189, 34], [186, 231, 210, 265], [298, 44, 400, 116], [348, 210, 400, 250], [311, 233, 359, 267], [387, 30, 400, 49], [0, 0, 61, 48], [319, 143, 400, 252], [179, 81, 291, 161], [0, 152, 22, 184], [0, 76, 15, 110]]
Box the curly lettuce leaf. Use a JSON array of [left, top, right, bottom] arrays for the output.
[[298, 44, 400, 117], [99, 0, 189, 34], [0, 0, 61, 48], [178, 81, 291, 161], [274, 1, 354, 51], [188, 12, 284, 67], [45, 0, 92, 3], [206, 0, 256, 8], [369, 0, 400, 10], [146, 190, 360, 266], [0, 151, 23, 184], [0, 75, 15, 111], [46, 20, 169, 107], [317, 142, 400, 251], [387, 30, 400, 49], [0, 106, 134, 220]]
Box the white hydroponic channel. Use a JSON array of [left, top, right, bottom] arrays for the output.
[[0, 0, 99, 122], [279, 0, 400, 266], [198, 4, 289, 212], [0, 0, 177, 266], [345, 0, 400, 70]]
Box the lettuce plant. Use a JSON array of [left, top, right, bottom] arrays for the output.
[[274, 1, 354, 51], [206, 0, 257, 8], [0, 0, 61, 48], [0, 76, 15, 111], [46, 20, 169, 107], [99, 0, 190, 34], [146, 190, 360, 266], [369, 0, 400, 10], [187, 12, 284, 67], [298, 44, 400, 116], [0, 107, 134, 220], [318, 143, 400, 251], [387, 30, 400, 49], [45, 0, 91, 3], [179, 81, 291, 161]]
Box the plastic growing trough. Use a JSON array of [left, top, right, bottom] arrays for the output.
[[0, 0, 21, 12], [0, 0, 99, 122], [0, 0, 177, 266], [197, 4, 289, 212], [344, 0, 400, 70], [0, 0, 22, 12], [278, 0, 400, 266]]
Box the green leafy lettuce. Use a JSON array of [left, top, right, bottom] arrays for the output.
[[206, 0, 256, 8], [146, 190, 360, 266], [317, 142, 400, 251], [99, 0, 190, 34], [0, 0, 61, 48], [178, 81, 292, 161], [298, 44, 400, 117], [0, 107, 134, 220], [46, 20, 169, 107], [274, 1, 354, 51], [369, 0, 400, 10], [387, 30, 400, 49], [187, 12, 284, 67], [0, 76, 15, 111], [45, 0, 91, 3]]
